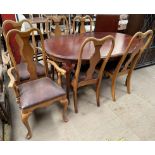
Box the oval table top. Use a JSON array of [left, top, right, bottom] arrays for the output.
[[44, 32, 138, 62]]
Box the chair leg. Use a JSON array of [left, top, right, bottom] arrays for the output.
[[73, 88, 78, 113], [50, 64, 55, 80], [125, 78, 127, 86], [126, 73, 132, 94], [111, 77, 116, 102], [21, 111, 32, 139], [60, 98, 69, 122], [96, 85, 100, 107], [14, 85, 20, 104]]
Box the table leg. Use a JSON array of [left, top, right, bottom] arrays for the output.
[[62, 62, 73, 102]]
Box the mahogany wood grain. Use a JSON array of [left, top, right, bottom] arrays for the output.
[[44, 32, 139, 62]]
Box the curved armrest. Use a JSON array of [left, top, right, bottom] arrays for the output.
[[47, 59, 66, 76], [7, 67, 16, 88], [47, 59, 66, 86]]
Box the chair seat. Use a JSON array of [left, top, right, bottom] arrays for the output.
[[18, 77, 66, 109], [16, 62, 45, 81]]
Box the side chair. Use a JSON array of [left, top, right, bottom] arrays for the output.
[[45, 15, 69, 38], [71, 35, 115, 113], [45, 15, 70, 80], [6, 28, 68, 139], [72, 15, 93, 34], [104, 30, 153, 101]]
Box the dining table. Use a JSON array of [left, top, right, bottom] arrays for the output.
[[44, 32, 138, 100]]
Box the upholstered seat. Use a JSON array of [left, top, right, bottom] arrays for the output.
[[15, 62, 45, 81], [19, 77, 66, 109]]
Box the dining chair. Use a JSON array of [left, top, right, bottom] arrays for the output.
[[45, 15, 69, 38], [2, 19, 43, 65], [95, 15, 120, 32], [3, 20, 48, 113], [104, 30, 153, 101], [72, 15, 93, 34], [71, 35, 115, 113], [6, 28, 68, 139], [2, 19, 46, 82], [45, 15, 70, 80]]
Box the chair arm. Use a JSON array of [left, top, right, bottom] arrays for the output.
[[47, 59, 66, 86], [7, 67, 17, 88], [47, 59, 66, 76]]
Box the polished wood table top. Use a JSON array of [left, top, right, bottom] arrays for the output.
[[44, 32, 138, 62]]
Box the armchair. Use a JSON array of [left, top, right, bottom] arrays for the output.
[[6, 28, 68, 139]]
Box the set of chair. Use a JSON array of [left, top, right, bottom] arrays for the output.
[[71, 30, 153, 112], [44, 15, 94, 36], [1, 15, 153, 139]]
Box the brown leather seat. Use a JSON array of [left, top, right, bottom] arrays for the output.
[[16, 62, 45, 81], [18, 77, 66, 109]]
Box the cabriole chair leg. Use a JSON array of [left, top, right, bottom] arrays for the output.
[[96, 85, 100, 107], [73, 88, 78, 113], [21, 111, 32, 139], [111, 78, 116, 102], [60, 98, 69, 122], [126, 73, 132, 94]]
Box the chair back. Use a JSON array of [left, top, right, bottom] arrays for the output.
[[72, 15, 93, 34], [2, 19, 38, 63], [45, 16, 69, 38], [73, 35, 115, 85], [114, 30, 153, 75], [95, 15, 120, 32], [1, 14, 16, 23], [6, 28, 48, 81], [2, 19, 33, 41]]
